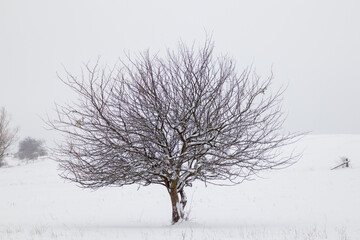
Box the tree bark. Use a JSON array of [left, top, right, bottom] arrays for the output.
[[168, 181, 187, 224], [169, 186, 181, 224], [179, 188, 187, 209]]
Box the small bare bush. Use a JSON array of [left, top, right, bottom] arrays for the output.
[[0, 107, 18, 166]]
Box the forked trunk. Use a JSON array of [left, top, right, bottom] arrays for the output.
[[168, 182, 187, 224]]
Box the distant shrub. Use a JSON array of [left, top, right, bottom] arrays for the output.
[[0, 158, 7, 167], [16, 137, 47, 160]]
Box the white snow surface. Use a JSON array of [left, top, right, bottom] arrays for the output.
[[1, 134, 360, 239]]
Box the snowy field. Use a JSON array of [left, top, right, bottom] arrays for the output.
[[1, 135, 359, 240]]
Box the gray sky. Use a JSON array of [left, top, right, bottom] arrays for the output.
[[1, 0, 360, 143]]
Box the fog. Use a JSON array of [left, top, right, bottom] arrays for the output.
[[1, 0, 360, 144]]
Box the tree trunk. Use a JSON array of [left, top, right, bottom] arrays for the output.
[[168, 181, 187, 224], [169, 186, 181, 224], [179, 188, 187, 209]]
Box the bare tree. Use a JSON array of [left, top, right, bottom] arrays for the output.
[[0, 107, 18, 166], [49, 40, 300, 224], [16, 137, 47, 160]]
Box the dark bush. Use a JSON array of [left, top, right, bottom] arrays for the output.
[[16, 137, 47, 160]]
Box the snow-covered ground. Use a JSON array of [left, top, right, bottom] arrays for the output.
[[1, 135, 359, 239]]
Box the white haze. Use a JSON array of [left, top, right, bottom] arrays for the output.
[[1, 0, 360, 144]]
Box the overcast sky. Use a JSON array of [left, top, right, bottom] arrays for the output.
[[1, 0, 360, 144]]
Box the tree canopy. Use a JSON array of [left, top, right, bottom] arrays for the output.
[[16, 137, 47, 160], [50, 40, 300, 223]]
